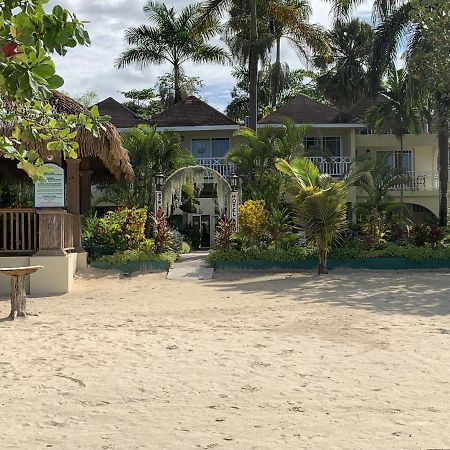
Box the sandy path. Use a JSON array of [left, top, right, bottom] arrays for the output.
[[0, 268, 449, 449]]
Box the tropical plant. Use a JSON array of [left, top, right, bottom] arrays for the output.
[[227, 119, 311, 208], [330, 0, 449, 226], [353, 153, 407, 219], [314, 19, 375, 111], [0, 1, 106, 179], [98, 125, 195, 210], [215, 215, 234, 250], [116, 1, 227, 104], [267, 209, 292, 249], [238, 200, 268, 247], [152, 209, 173, 254], [365, 68, 420, 211], [276, 157, 349, 274]]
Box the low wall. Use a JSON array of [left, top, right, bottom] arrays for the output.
[[90, 260, 170, 273], [214, 258, 450, 271], [0, 253, 81, 296]]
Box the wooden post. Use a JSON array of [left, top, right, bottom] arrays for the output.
[[35, 209, 67, 256], [66, 159, 83, 252], [80, 170, 93, 215]]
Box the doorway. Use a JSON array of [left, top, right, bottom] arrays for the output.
[[192, 215, 212, 248]]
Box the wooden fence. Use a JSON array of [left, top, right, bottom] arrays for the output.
[[0, 209, 37, 254]]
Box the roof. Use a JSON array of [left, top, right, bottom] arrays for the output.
[[1, 92, 134, 182], [96, 97, 147, 129], [259, 94, 361, 125], [347, 94, 388, 120], [148, 96, 238, 128]]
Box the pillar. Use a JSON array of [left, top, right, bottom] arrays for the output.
[[66, 159, 81, 215], [80, 170, 93, 215]]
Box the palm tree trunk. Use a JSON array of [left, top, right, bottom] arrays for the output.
[[317, 244, 328, 274], [248, 0, 258, 131], [271, 37, 281, 109], [174, 64, 182, 104], [436, 92, 449, 226]]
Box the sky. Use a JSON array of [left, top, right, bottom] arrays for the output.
[[50, 0, 373, 112]]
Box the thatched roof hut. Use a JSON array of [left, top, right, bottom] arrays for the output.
[[0, 91, 134, 182]]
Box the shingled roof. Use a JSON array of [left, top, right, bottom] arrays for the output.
[[148, 96, 238, 128], [259, 94, 361, 125], [347, 94, 388, 121], [96, 97, 147, 129]]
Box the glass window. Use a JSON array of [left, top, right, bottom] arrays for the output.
[[211, 138, 230, 158], [322, 137, 341, 157], [191, 139, 210, 159], [377, 150, 413, 171], [304, 137, 321, 150]]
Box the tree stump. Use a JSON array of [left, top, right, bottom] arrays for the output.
[[0, 266, 43, 320]]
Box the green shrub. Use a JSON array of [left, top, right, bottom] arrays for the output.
[[82, 208, 147, 259], [170, 229, 184, 253], [181, 242, 191, 254], [96, 250, 177, 267]]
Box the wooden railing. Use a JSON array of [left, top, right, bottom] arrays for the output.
[[0, 208, 82, 256], [0, 209, 37, 254]]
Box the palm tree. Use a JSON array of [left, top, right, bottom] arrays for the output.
[[330, 0, 450, 225], [314, 18, 374, 111], [275, 157, 348, 274], [116, 2, 227, 104], [365, 69, 419, 213], [266, 0, 328, 108]]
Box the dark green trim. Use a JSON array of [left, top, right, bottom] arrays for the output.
[[214, 258, 450, 271]]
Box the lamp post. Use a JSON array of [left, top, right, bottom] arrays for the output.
[[229, 172, 239, 192], [155, 172, 165, 192], [154, 172, 165, 217]]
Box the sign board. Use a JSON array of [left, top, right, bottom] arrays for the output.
[[230, 191, 239, 232], [34, 163, 65, 208], [154, 190, 163, 215]]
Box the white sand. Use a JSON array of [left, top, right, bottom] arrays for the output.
[[1, 268, 450, 449]]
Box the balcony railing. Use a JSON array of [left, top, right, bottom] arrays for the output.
[[389, 171, 439, 191], [307, 156, 352, 177], [196, 157, 235, 178]]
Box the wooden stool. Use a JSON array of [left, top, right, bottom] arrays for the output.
[[0, 266, 43, 320]]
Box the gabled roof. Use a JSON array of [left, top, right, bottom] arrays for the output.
[[96, 97, 147, 129], [347, 94, 388, 121], [259, 94, 361, 125], [148, 96, 238, 128]]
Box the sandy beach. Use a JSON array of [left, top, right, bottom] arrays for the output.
[[1, 268, 450, 449]]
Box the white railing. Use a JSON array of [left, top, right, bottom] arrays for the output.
[[389, 171, 439, 191], [307, 156, 352, 177], [196, 157, 235, 178]]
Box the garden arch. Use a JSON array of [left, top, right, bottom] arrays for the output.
[[154, 165, 240, 233]]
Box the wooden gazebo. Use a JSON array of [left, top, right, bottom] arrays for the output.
[[0, 92, 134, 257]]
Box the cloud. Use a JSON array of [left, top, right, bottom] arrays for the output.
[[50, 0, 373, 111]]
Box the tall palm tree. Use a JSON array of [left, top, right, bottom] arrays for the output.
[[275, 157, 349, 274], [330, 0, 450, 225], [116, 2, 227, 104], [365, 69, 419, 212], [314, 18, 374, 111], [266, 0, 328, 108]]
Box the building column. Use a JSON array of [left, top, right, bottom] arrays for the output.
[[65, 159, 82, 252], [80, 170, 93, 215]]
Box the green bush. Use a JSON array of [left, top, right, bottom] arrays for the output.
[[209, 241, 450, 265], [181, 242, 191, 254], [82, 208, 147, 259], [96, 250, 177, 267]]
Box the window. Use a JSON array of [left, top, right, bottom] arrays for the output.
[[377, 150, 413, 171], [303, 136, 341, 157], [191, 138, 230, 159]]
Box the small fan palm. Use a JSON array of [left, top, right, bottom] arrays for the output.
[[276, 157, 349, 274], [116, 2, 227, 104]]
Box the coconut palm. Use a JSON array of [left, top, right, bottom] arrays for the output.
[[365, 69, 420, 212], [275, 157, 349, 274], [314, 18, 375, 111], [266, 0, 329, 108], [116, 2, 227, 104]]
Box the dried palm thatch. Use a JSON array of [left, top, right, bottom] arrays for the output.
[[0, 91, 134, 182]]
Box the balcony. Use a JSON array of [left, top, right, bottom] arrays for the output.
[[196, 157, 235, 178], [307, 156, 352, 177], [389, 171, 439, 192]]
